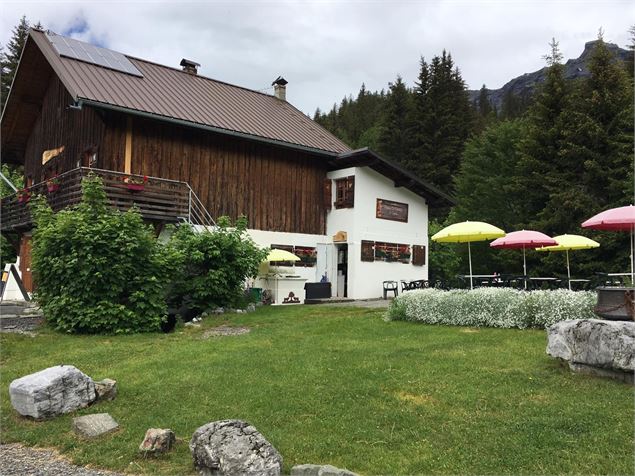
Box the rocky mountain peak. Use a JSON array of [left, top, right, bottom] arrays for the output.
[[470, 40, 630, 112]]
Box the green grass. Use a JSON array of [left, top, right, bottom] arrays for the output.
[[1, 306, 633, 475]]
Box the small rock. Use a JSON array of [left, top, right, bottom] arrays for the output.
[[291, 464, 358, 476], [211, 307, 225, 315], [94, 378, 117, 401], [139, 428, 175, 455], [246, 303, 256, 313], [185, 322, 201, 328], [190, 419, 282, 475], [236, 309, 245, 314], [72, 413, 119, 438], [9, 365, 96, 419]]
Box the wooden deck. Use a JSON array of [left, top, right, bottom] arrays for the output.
[[1, 167, 192, 232]]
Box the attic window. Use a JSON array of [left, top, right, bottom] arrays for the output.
[[334, 176, 354, 209]]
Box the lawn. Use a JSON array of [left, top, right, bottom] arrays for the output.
[[1, 305, 633, 475]]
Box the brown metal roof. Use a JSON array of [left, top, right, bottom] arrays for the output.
[[28, 29, 351, 155]]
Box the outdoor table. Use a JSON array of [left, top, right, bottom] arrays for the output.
[[458, 274, 500, 287], [568, 278, 590, 291], [529, 277, 560, 289]]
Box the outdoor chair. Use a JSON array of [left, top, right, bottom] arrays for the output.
[[383, 281, 399, 299], [593, 273, 625, 287]]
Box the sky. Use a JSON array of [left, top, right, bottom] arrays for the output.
[[1, 1, 633, 115]]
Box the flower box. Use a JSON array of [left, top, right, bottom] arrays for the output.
[[47, 183, 60, 193], [17, 189, 31, 204], [126, 183, 145, 192], [123, 175, 148, 192]]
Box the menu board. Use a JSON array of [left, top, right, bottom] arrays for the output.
[[376, 199, 408, 223]]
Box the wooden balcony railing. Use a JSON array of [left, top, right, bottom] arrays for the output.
[[1, 168, 198, 232]]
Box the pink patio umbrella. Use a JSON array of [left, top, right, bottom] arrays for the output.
[[581, 205, 635, 285], [490, 230, 557, 286]]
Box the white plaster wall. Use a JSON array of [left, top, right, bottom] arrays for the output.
[[326, 167, 429, 299], [246, 229, 328, 283]]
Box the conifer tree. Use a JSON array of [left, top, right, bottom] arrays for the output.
[[477, 84, 493, 117], [377, 76, 414, 164], [409, 51, 474, 196], [516, 38, 570, 232], [626, 25, 635, 79], [1, 16, 41, 112]]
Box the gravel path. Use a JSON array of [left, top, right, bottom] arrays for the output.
[[0, 444, 125, 476]]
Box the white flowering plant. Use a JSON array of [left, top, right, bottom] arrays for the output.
[[386, 287, 596, 329]]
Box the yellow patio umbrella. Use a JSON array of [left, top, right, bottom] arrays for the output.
[[432, 221, 506, 289], [266, 248, 300, 262], [536, 234, 599, 290]]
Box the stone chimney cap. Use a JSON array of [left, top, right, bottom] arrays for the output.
[[272, 76, 288, 86]]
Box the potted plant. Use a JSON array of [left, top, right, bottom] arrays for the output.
[[398, 252, 411, 262], [123, 175, 148, 192], [17, 188, 31, 204], [46, 176, 61, 193]]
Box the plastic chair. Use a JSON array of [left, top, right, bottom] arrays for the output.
[[383, 281, 398, 299]]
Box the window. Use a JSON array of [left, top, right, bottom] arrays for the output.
[[361, 240, 375, 262], [270, 244, 317, 267], [334, 176, 355, 209], [374, 242, 411, 264]]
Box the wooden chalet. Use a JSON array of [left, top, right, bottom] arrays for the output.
[[1, 29, 452, 296]]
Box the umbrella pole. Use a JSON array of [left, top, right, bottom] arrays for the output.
[[468, 242, 473, 290], [631, 226, 634, 287], [566, 250, 571, 291], [523, 245, 527, 290]]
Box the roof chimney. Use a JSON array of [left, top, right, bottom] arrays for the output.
[[272, 76, 288, 101], [180, 58, 200, 75]]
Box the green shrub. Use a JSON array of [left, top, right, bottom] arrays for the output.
[[31, 175, 170, 334], [387, 288, 597, 329], [166, 217, 267, 313]]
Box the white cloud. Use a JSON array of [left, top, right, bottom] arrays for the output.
[[1, 0, 632, 114]]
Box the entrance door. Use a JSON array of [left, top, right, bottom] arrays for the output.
[[336, 244, 348, 297], [18, 234, 33, 292]]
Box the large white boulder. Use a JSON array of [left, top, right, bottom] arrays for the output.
[[190, 419, 282, 476], [9, 365, 96, 419], [547, 319, 635, 383]]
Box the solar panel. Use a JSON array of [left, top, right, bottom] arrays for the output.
[[45, 31, 143, 78]]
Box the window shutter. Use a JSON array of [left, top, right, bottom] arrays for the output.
[[361, 240, 375, 262], [412, 245, 426, 266]]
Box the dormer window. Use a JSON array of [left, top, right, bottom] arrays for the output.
[[334, 176, 355, 209]]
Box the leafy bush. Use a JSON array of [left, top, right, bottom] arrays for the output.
[[31, 175, 170, 333], [166, 217, 267, 314], [387, 288, 597, 329]]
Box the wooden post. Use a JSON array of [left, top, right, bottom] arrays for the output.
[[124, 117, 132, 174]]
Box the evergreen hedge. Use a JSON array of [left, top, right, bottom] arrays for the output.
[[387, 288, 596, 329]]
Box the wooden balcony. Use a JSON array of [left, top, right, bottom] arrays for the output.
[[1, 168, 193, 232]]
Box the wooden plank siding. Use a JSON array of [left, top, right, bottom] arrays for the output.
[[127, 116, 329, 234], [19, 75, 329, 235], [23, 76, 107, 184]]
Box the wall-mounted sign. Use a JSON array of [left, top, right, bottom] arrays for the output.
[[376, 199, 408, 223], [333, 231, 347, 242]]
